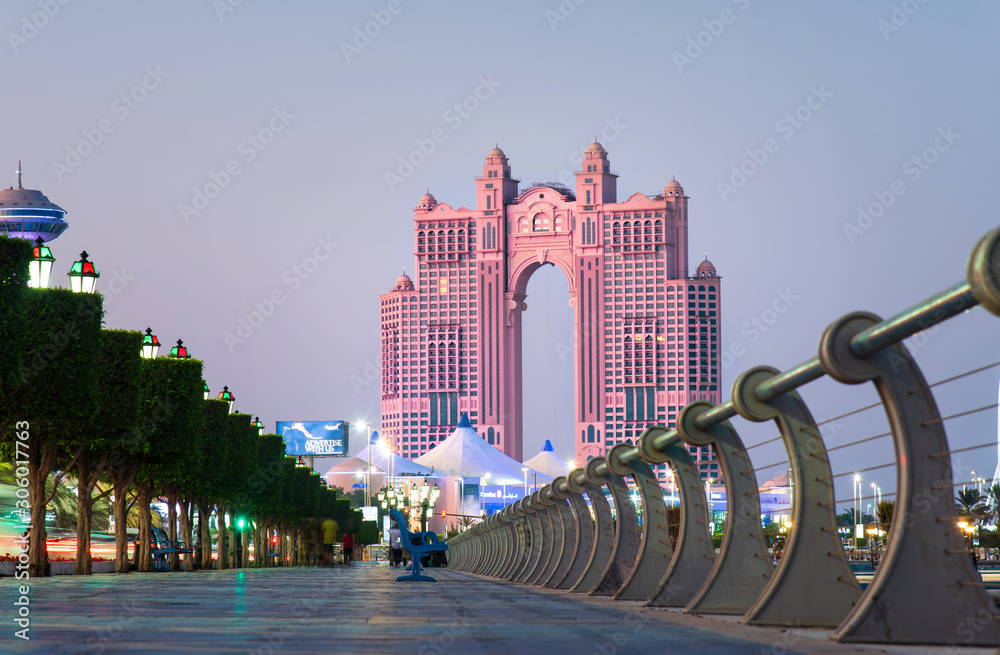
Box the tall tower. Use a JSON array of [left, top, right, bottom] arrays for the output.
[[0, 163, 69, 242], [379, 143, 722, 484]]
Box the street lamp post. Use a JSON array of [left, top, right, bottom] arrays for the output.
[[481, 473, 491, 517], [853, 473, 861, 554], [866, 526, 878, 566]]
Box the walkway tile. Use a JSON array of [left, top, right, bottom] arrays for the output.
[[2, 564, 995, 654]]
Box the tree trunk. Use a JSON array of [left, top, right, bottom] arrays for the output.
[[242, 525, 250, 569], [112, 476, 131, 573], [178, 499, 193, 572], [27, 440, 55, 578], [166, 490, 179, 571], [263, 522, 273, 566], [217, 504, 229, 570], [74, 455, 93, 575], [136, 481, 154, 572], [280, 525, 288, 566], [197, 501, 213, 570], [252, 522, 261, 568]]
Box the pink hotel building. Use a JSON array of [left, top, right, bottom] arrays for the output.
[[380, 142, 722, 484]]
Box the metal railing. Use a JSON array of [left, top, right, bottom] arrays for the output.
[[446, 227, 1000, 646]]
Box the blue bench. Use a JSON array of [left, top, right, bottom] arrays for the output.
[[152, 528, 193, 571], [388, 508, 447, 582], [149, 529, 178, 571]]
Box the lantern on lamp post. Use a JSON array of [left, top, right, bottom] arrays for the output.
[[141, 328, 160, 359], [67, 251, 100, 293], [28, 237, 55, 289], [167, 339, 190, 358], [253, 416, 264, 435], [217, 385, 235, 413], [203, 382, 210, 400]]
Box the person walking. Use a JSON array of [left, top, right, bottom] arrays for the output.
[[389, 523, 402, 567], [342, 531, 355, 566], [321, 516, 339, 567]]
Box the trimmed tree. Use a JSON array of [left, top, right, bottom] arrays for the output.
[[73, 329, 142, 574], [0, 235, 33, 393], [1, 288, 102, 576], [134, 357, 204, 572], [194, 399, 231, 569]]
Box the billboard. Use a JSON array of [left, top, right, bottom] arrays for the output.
[[277, 420, 349, 456]]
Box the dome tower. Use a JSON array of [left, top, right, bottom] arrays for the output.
[[0, 162, 69, 242]]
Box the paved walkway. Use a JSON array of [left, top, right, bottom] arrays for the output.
[[3, 563, 998, 654]]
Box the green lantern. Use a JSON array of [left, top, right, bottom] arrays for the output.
[[141, 328, 160, 359], [68, 251, 100, 293], [28, 237, 55, 289], [167, 339, 191, 359], [217, 385, 235, 412]]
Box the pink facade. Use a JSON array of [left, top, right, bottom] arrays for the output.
[[380, 143, 722, 483]]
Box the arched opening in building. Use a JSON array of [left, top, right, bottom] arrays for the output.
[[520, 263, 575, 461]]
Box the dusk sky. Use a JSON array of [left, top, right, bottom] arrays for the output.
[[5, 1, 999, 502]]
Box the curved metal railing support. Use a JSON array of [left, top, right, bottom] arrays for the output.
[[608, 443, 674, 601], [533, 486, 566, 586], [570, 464, 617, 593], [585, 453, 640, 596], [544, 477, 580, 588], [672, 402, 774, 615], [514, 498, 543, 583], [822, 311, 1000, 645], [636, 428, 716, 608], [518, 494, 548, 583], [555, 470, 597, 590], [733, 365, 861, 627]]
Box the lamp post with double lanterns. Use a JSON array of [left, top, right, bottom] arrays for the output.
[[409, 481, 440, 532], [866, 525, 878, 566], [378, 484, 405, 512]]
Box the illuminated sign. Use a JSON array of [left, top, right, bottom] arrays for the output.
[[277, 421, 349, 456]]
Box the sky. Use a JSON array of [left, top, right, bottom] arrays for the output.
[[4, 0, 1000, 506]]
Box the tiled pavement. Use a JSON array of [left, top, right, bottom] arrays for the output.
[[2, 563, 998, 654]]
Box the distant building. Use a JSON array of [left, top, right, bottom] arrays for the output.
[[380, 143, 721, 484], [0, 164, 69, 243]]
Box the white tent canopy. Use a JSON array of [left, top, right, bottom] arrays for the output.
[[324, 452, 433, 478], [522, 440, 573, 478], [348, 443, 435, 477], [414, 414, 551, 485]]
